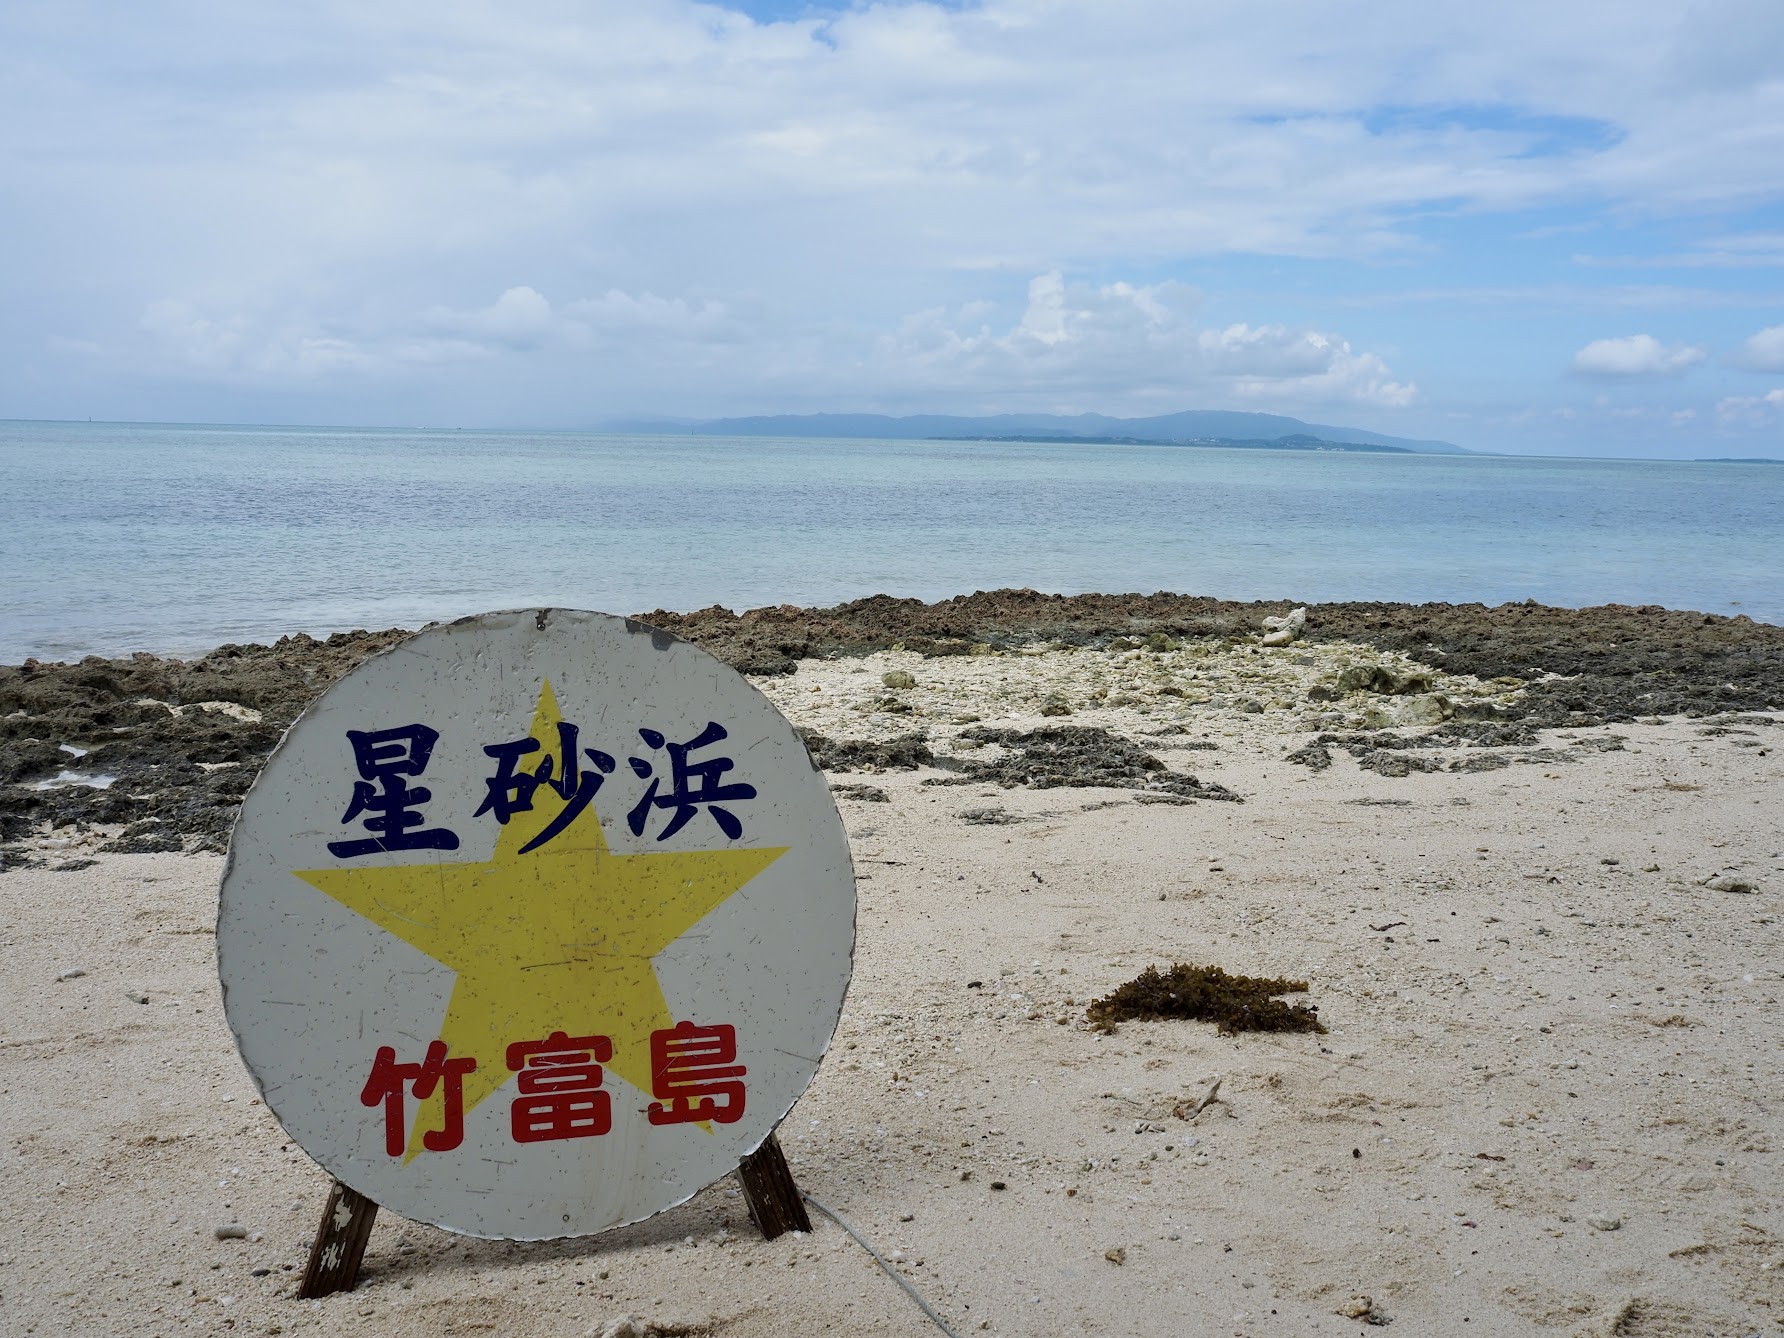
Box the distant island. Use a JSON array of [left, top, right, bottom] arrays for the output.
[[929, 431, 1412, 453], [1697, 456, 1783, 464], [599, 408, 1472, 455]]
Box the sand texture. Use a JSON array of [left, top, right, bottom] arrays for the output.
[[1, 600, 1781, 1336]]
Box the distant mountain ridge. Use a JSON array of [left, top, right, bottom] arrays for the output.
[[931, 431, 1415, 454], [607, 410, 1470, 454]]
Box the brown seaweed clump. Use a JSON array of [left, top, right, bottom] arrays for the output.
[[1086, 964, 1326, 1036]]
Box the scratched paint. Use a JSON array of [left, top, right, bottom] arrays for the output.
[[217, 609, 856, 1239]]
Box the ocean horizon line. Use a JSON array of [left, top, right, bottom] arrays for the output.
[[7, 415, 1784, 465]]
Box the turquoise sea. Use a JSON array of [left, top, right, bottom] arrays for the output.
[[2, 420, 1780, 663]]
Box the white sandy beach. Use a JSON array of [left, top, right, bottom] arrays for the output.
[[2, 643, 1780, 1337]]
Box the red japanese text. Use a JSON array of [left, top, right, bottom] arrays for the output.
[[507, 1031, 614, 1142], [360, 1040, 477, 1156], [648, 1020, 746, 1125]]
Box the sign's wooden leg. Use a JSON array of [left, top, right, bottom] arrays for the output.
[[297, 1179, 379, 1299], [735, 1131, 811, 1239]]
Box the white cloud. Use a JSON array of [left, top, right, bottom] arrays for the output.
[[869, 272, 1415, 409], [1734, 323, 1784, 372], [8, 3, 1779, 280], [1571, 232, 1784, 269], [1716, 388, 1784, 425], [138, 300, 383, 380], [2, 0, 1781, 434], [1203, 325, 1417, 407], [1570, 333, 1707, 376], [131, 282, 752, 389], [428, 287, 583, 351], [126, 269, 1413, 412], [563, 291, 744, 344]]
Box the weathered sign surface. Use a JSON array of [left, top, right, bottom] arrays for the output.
[[218, 610, 855, 1239]]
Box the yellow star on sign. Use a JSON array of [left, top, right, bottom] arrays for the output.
[[293, 680, 786, 1162]]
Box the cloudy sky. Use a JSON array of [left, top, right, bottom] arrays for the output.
[[4, 0, 1783, 456]]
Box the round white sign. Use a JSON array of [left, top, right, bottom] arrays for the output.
[[218, 610, 855, 1239]]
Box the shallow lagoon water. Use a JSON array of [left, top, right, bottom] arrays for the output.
[[2, 420, 1779, 662]]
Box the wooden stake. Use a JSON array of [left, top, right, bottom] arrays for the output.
[[294, 1137, 804, 1295], [735, 1131, 810, 1239], [297, 1179, 379, 1299]]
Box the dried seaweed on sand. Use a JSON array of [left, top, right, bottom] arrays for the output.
[[1087, 964, 1326, 1035]]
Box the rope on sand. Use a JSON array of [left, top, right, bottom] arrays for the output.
[[800, 1192, 968, 1338]]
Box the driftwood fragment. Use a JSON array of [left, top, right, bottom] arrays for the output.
[[1172, 1077, 1223, 1121]]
